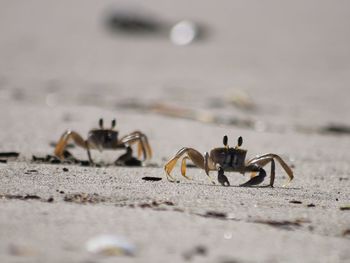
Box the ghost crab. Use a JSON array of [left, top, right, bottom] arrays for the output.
[[164, 135, 293, 187], [54, 118, 152, 165]]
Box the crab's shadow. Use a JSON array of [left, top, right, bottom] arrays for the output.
[[170, 179, 301, 190]]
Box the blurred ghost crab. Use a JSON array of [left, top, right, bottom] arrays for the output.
[[164, 135, 293, 187], [54, 118, 152, 165]]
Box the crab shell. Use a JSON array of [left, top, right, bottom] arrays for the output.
[[209, 147, 247, 172]]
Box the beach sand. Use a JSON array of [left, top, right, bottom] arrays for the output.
[[0, 1, 349, 262]]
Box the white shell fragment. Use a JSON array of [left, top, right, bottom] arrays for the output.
[[85, 234, 136, 256], [170, 20, 198, 46]]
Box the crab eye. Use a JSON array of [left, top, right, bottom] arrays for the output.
[[111, 119, 116, 128], [99, 118, 104, 128], [237, 136, 243, 147], [223, 135, 228, 146]]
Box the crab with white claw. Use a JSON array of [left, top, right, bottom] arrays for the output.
[[54, 118, 152, 165], [164, 135, 294, 187]]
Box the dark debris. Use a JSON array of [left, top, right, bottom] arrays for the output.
[[0, 194, 53, 203], [320, 124, 350, 135], [63, 193, 107, 204], [201, 211, 227, 219], [136, 200, 175, 209], [289, 200, 303, 204], [183, 245, 207, 261], [0, 152, 19, 158], [340, 206, 350, 211], [0, 194, 41, 200], [105, 10, 164, 35], [252, 219, 311, 230], [32, 150, 142, 167], [343, 229, 350, 237], [142, 176, 162, 181]]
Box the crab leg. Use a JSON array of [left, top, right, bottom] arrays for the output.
[[246, 154, 293, 187], [130, 131, 152, 159], [54, 130, 88, 159], [120, 132, 151, 160], [239, 164, 267, 187], [120, 131, 152, 160], [164, 147, 211, 182], [165, 148, 215, 183], [217, 166, 230, 186]]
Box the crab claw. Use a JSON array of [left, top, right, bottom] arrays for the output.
[[239, 169, 266, 187], [218, 167, 230, 186]]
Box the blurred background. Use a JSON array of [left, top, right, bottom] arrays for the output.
[[0, 0, 350, 154]]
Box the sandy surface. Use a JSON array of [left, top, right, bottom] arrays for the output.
[[1, 1, 350, 262]]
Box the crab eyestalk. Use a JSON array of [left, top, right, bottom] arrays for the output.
[[111, 119, 116, 129], [99, 118, 104, 129], [237, 136, 243, 148], [223, 135, 229, 149]]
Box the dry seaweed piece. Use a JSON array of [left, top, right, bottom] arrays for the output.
[[138, 200, 175, 208], [0, 194, 41, 200], [0, 159, 7, 163], [105, 9, 163, 34], [142, 176, 162, 181], [139, 203, 152, 208], [201, 211, 227, 219], [339, 205, 350, 211], [320, 124, 350, 135], [253, 219, 310, 230], [63, 193, 106, 204], [134, 200, 175, 209], [0, 194, 54, 203], [307, 203, 316, 207]]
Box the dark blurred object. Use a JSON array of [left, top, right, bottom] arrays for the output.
[[182, 245, 207, 261], [340, 205, 350, 211], [103, 8, 207, 45], [104, 9, 164, 35], [0, 152, 19, 158], [0, 152, 19, 163], [320, 124, 350, 135]]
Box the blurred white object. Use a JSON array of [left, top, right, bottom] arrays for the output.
[[170, 20, 198, 46], [86, 234, 136, 256]]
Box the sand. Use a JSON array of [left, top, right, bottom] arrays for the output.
[[0, 1, 350, 262]]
